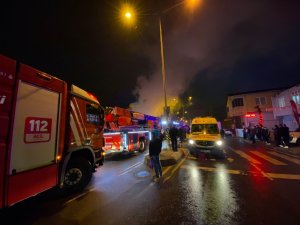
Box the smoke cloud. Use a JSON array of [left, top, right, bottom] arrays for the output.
[[130, 0, 300, 117]]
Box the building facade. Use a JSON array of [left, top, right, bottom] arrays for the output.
[[272, 84, 300, 131], [226, 89, 282, 129]]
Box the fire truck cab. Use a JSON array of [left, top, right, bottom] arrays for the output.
[[0, 55, 105, 208]]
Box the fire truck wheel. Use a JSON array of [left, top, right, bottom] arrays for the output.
[[63, 157, 93, 192], [139, 140, 146, 152]]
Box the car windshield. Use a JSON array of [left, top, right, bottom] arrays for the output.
[[191, 124, 219, 134]]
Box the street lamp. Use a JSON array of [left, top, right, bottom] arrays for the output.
[[120, 3, 136, 27], [119, 1, 200, 120], [159, 1, 199, 120]]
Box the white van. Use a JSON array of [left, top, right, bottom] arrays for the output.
[[187, 117, 225, 159]]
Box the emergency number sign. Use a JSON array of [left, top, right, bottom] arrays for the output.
[[24, 117, 52, 143]]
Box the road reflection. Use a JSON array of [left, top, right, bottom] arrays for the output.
[[184, 163, 239, 225]]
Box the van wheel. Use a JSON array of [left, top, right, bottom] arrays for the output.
[[63, 158, 93, 192], [139, 140, 146, 152]]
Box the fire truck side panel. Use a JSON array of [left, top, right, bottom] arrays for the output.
[[6, 63, 66, 206], [103, 133, 122, 152], [7, 164, 58, 206], [0, 55, 17, 208], [128, 133, 138, 151]]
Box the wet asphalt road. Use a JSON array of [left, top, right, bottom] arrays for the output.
[[1, 137, 300, 225]]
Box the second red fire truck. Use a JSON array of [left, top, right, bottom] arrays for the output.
[[103, 107, 160, 155]]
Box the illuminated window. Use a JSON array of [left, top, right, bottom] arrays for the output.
[[86, 104, 105, 128], [232, 98, 244, 108], [278, 97, 285, 107], [255, 97, 266, 105]]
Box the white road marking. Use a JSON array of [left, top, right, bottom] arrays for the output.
[[64, 187, 96, 205], [268, 151, 300, 165], [250, 163, 273, 180], [234, 150, 261, 164], [250, 151, 287, 165], [118, 161, 144, 176]]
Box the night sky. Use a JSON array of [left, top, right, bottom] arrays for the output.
[[1, 0, 300, 120]]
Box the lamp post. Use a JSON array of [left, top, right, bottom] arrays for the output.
[[120, 1, 199, 121], [158, 17, 169, 120]]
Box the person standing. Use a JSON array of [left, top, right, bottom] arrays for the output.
[[283, 124, 290, 148], [169, 125, 179, 151], [279, 124, 285, 147], [262, 127, 271, 145], [178, 127, 185, 147], [149, 131, 163, 181], [250, 127, 256, 144], [273, 125, 280, 146]]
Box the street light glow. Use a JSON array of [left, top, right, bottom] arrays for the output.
[[125, 12, 131, 19], [185, 0, 202, 12], [119, 3, 136, 26]]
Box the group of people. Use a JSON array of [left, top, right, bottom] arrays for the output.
[[243, 125, 271, 145], [243, 124, 290, 148]]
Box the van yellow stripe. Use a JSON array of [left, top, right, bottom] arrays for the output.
[[234, 150, 261, 164], [250, 151, 287, 165], [268, 151, 300, 165]]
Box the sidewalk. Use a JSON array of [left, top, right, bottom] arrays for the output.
[[144, 140, 186, 167], [240, 138, 300, 156]]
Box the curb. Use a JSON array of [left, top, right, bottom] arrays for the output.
[[144, 148, 185, 167]]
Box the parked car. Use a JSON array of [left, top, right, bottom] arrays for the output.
[[290, 131, 300, 145], [224, 129, 234, 137]]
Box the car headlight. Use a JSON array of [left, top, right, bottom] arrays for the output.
[[216, 140, 223, 146], [189, 139, 195, 145]]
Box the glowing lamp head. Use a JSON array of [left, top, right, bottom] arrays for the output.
[[125, 12, 131, 19], [119, 3, 136, 26]]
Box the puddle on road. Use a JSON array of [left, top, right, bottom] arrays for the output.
[[135, 170, 151, 178]]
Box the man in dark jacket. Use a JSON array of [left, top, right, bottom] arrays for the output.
[[282, 124, 290, 148], [149, 131, 163, 180], [169, 125, 179, 151]]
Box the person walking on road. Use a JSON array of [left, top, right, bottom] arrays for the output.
[[169, 125, 179, 151], [149, 131, 163, 181]]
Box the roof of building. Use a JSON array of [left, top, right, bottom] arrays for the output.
[[227, 87, 289, 97]]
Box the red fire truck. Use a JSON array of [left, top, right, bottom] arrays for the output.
[[0, 54, 105, 208], [103, 107, 160, 155]]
